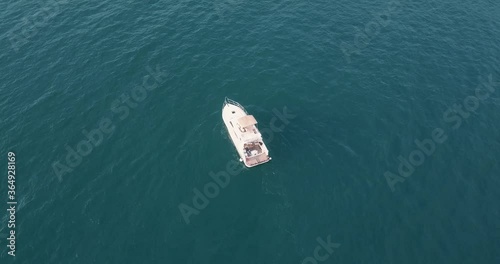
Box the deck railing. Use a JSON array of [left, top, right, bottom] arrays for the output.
[[223, 97, 248, 114]]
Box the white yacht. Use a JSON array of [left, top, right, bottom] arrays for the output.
[[222, 97, 271, 167]]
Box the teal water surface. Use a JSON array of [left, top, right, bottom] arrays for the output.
[[1, 0, 500, 263]]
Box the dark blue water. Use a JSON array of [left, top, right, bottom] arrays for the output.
[[1, 0, 500, 263]]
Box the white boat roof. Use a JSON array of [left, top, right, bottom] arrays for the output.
[[237, 115, 257, 127]]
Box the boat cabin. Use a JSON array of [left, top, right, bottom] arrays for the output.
[[236, 115, 257, 132], [229, 115, 262, 142]]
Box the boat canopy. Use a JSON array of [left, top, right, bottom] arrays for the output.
[[237, 115, 257, 128]]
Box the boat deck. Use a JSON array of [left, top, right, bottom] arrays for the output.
[[223, 104, 262, 142], [222, 99, 271, 167]]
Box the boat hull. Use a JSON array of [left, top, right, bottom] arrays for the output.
[[222, 98, 271, 167]]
